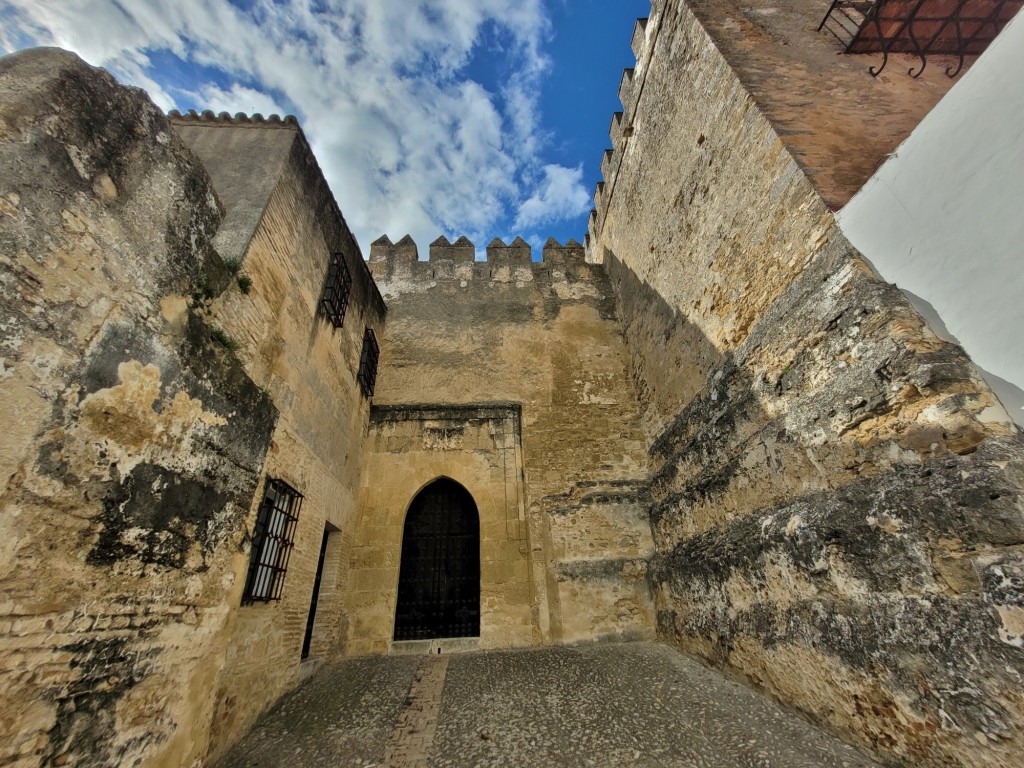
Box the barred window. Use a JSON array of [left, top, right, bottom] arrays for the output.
[[243, 478, 303, 603], [320, 252, 352, 328], [357, 327, 380, 398]]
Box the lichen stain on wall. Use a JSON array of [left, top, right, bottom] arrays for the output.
[[79, 360, 227, 450]]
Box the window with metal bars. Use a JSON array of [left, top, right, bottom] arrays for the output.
[[357, 327, 380, 398], [242, 478, 303, 604], [320, 252, 352, 328]]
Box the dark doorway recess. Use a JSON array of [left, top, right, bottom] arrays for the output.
[[301, 527, 332, 659], [394, 478, 480, 640]]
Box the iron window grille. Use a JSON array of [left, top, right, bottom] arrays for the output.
[[320, 252, 353, 328], [242, 478, 304, 604], [357, 327, 380, 398]]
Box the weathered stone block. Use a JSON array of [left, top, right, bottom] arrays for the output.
[[0, 48, 277, 768]]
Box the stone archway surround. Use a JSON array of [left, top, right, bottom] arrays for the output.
[[345, 404, 541, 655]]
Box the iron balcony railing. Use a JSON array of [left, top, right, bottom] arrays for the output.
[[819, 0, 1022, 77]]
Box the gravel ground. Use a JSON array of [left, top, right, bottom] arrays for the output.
[[214, 642, 880, 768]]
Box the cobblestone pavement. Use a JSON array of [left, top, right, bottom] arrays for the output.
[[214, 642, 880, 768]]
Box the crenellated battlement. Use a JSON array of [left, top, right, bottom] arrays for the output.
[[168, 108, 300, 128], [429, 235, 475, 262], [486, 236, 532, 266], [586, 10, 655, 261], [370, 234, 419, 264], [367, 234, 593, 287]]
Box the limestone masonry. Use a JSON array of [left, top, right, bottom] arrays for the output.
[[1, 1, 1023, 767]]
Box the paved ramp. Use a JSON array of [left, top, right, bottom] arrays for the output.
[[214, 642, 879, 767]]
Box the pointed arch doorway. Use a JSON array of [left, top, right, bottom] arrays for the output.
[[394, 478, 481, 640]]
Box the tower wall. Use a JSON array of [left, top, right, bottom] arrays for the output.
[[592, 2, 1024, 766], [2, 4, 1023, 765], [0, 51, 389, 767], [351, 239, 655, 653], [169, 112, 387, 761]]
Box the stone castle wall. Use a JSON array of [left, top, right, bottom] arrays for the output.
[[357, 237, 654, 650], [170, 113, 387, 760], [591, 2, 1024, 766], [0, 52, 277, 768], [2, 3, 1023, 766]]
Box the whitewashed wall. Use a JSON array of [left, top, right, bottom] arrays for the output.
[[837, 12, 1024, 425]]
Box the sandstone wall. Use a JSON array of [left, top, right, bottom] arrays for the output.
[[170, 114, 387, 760], [358, 238, 653, 649], [0, 51, 276, 768], [592, 2, 1024, 766]]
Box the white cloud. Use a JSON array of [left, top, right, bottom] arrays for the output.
[[194, 84, 286, 119], [2, 0, 577, 254], [514, 164, 592, 230]]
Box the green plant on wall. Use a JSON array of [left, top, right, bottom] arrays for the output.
[[208, 325, 239, 352], [223, 257, 253, 294]]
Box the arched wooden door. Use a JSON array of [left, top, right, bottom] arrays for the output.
[[394, 478, 480, 640]]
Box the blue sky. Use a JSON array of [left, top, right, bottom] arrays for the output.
[[1, 0, 649, 258]]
